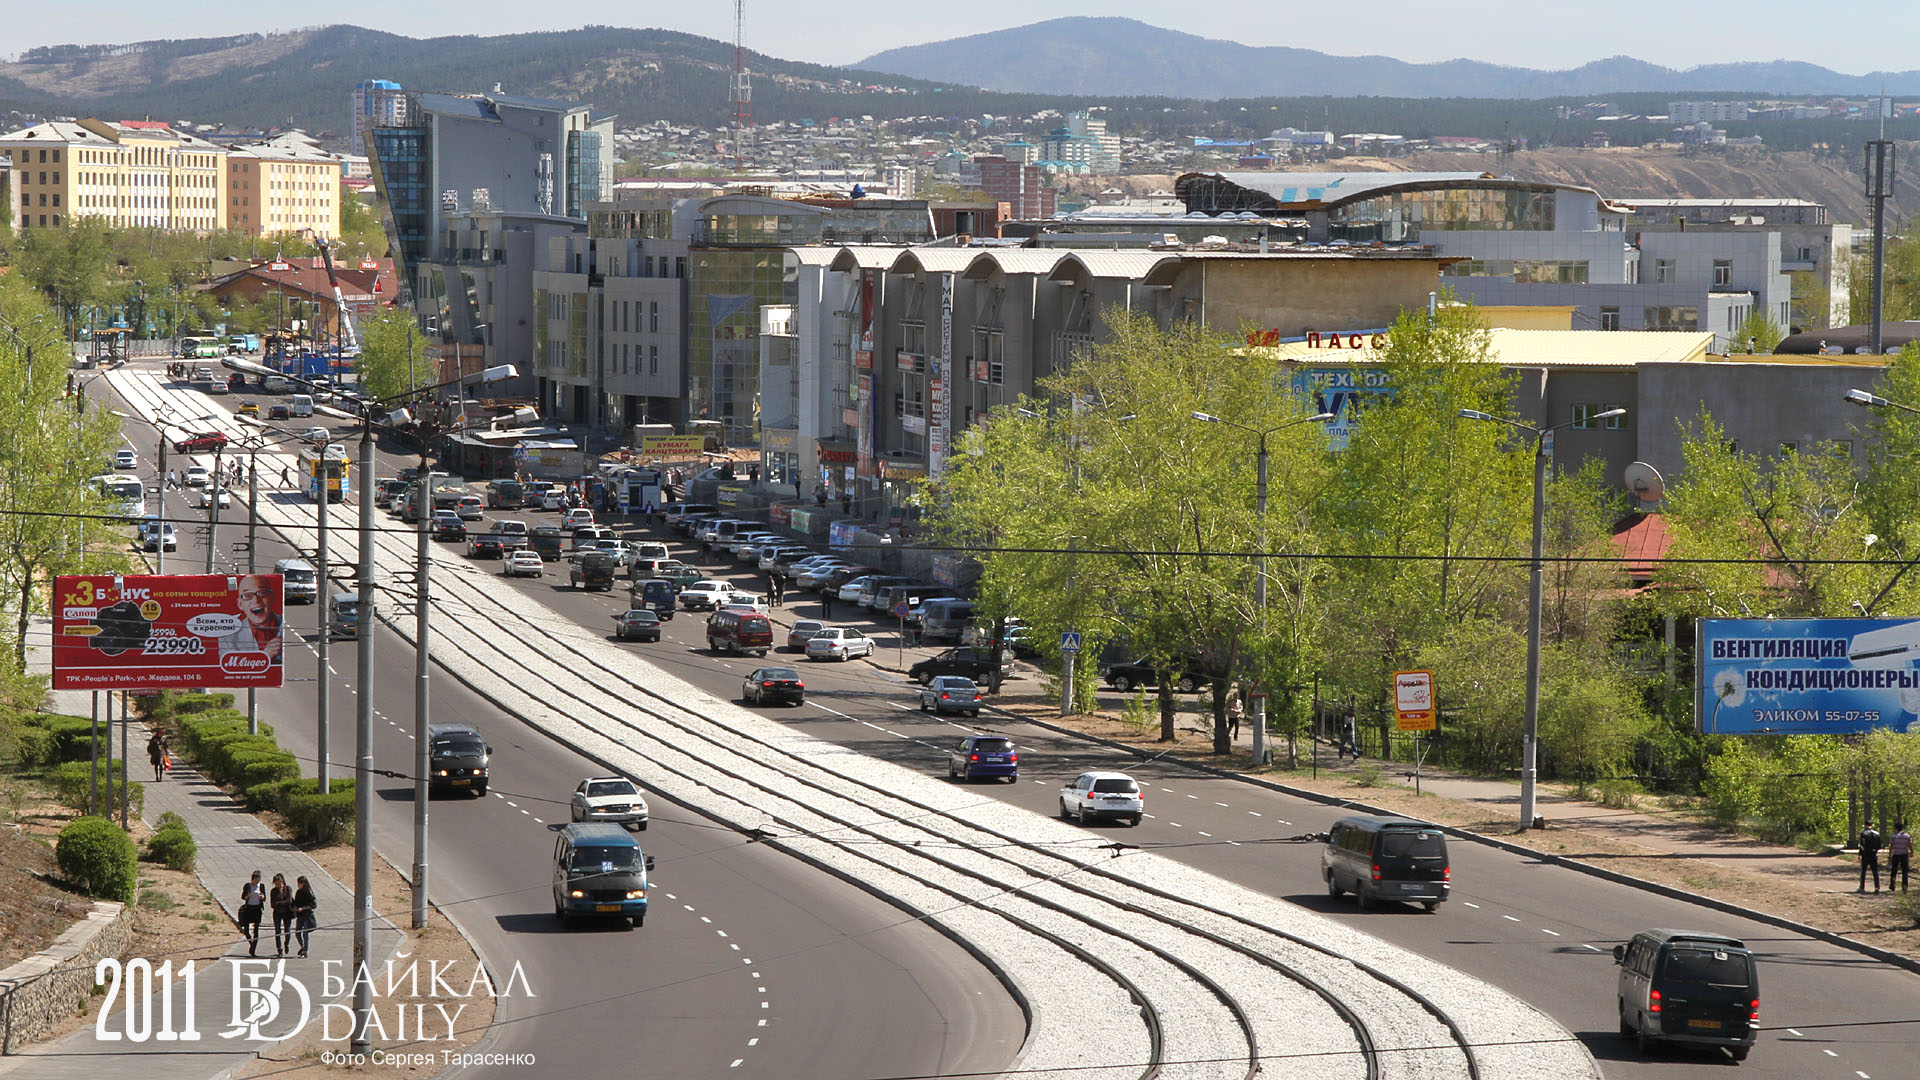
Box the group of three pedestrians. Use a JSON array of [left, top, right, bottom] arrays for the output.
[[236, 869, 318, 957]]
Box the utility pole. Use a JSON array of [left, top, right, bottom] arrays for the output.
[[412, 465, 434, 930], [316, 451, 332, 793], [1865, 138, 1896, 356], [350, 424, 377, 1055], [245, 446, 260, 735]]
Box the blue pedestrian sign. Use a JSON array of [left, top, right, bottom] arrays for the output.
[[1060, 631, 1082, 653]]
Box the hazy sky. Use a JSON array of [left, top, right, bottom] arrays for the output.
[[9, 2, 1919, 75]]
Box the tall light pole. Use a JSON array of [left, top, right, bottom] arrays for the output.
[[412, 465, 436, 930], [350, 416, 377, 1054], [1459, 405, 1624, 828], [1190, 410, 1335, 766]]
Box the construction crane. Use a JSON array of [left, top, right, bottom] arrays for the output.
[[299, 229, 362, 355]]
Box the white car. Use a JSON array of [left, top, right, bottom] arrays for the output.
[[182, 465, 210, 488], [760, 546, 808, 572], [719, 591, 768, 614], [299, 427, 330, 445], [191, 486, 232, 510], [733, 533, 783, 560], [538, 489, 566, 511], [503, 550, 544, 577], [562, 508, 595, 529], [139, 520, 177, 552], [805, 627, 874, 662], [569, 776, 649, 830], [455, 495, 485, 520], [1059, 771, 1144, 827], [836, 576, 883, 607], [113, 449, 138, 470], [677, 580, 733, 611]]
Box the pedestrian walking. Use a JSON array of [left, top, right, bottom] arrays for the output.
[[269, 873, 295, 956], [1890, 823, 1913, 893], [146, 730, 168, 782], [1339, 712, 1360, 760], [237, 870, 267, 955], [292, 875, 317, 958], [281, 465, 292, 488], [165, 469, 178, 490], [820, 590, 832, 619], [1860, 822, 1884, 892], [768, 575, 783, 607], [1228, 693, 1245, 743]]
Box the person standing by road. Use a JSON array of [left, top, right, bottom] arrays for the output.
[[269, 873, 295, 956], [1339, 712, 1360, 760], [1889, 823, 1913, 893], [1228, 693, 1245, 743], [291, 875, 317, 958], [1860, 822, 1884, 892], [281, 465, 292, 488], [236, 870, 267, 956]]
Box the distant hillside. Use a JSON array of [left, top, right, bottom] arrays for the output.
[[857, 16, 1920, 99], [0, 25, 978, 136]]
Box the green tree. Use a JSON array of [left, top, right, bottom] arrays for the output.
[[1732, 308, 1784, 354], [10, 219, 116, 343], [357, 307, 430, 402], [1846, 228, 1920, 327]]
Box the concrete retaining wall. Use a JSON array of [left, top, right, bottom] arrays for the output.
[[0, 900, 131, 1054]]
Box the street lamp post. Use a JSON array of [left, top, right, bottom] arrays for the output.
[[1459, 405, 1624, 828], [412, 466, 435, 930], [1190, 410, 1335, 766]]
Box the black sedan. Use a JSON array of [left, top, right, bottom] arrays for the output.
[[1101, 657, 1209, 693], [431, 512, 468, 541], [743, 667, 805, 707]]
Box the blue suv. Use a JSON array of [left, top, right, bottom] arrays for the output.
[[946, 735, 1018, 783]]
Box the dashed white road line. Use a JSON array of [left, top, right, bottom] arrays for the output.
[[1502, 915, 1521, 923], [1540, 928, 1560, 937]]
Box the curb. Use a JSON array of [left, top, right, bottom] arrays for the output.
[[1001, 710, 1920, 978]]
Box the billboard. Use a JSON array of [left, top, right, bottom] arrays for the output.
[[1392, 670, 1436, 732], [1288, 366, 1395, 451], [1696, 618, 1920, 734], [53, 574, 286, 690], [639, 435, 706, 456]]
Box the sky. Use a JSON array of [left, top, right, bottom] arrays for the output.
[[9, 2, 1920, 76]]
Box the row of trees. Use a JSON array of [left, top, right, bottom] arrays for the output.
[[0, 204, 387, 345], [0, 275, 134, 692], [929, 304, 1920, 839]]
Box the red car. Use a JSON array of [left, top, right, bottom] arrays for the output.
[[172, 431, 228, 453]]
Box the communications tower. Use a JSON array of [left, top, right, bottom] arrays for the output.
[[729, 0, 753, 171]]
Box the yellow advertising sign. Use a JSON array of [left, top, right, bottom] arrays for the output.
[[640, 435, 707, 455], [1392, 669, 1436, 732]]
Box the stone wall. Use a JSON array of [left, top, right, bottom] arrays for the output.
[[0, 900, 131, 1054]]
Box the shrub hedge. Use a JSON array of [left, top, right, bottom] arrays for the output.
[[143, 824, 196, 871], [56, 816, 138, 901], [160, 704, 345, 843], [48, 761, 144, 818], [8, 712, 104, 766]]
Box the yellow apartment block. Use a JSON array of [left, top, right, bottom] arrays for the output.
[[1, 118, 226, 231], [225, 138, 343, 238]]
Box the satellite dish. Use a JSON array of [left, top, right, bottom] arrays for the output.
[[1624, 461, 1665, 504]]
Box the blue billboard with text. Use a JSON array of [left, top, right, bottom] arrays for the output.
[[1696, 618, 1920, 734]]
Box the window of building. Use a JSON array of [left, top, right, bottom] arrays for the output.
[[1570, 403, 1629, 430], [650, 344, 658, 376], [1599, 306, 1620, 331], [1654, 258, 1675, 284], [1514, 260, 1589, 284], [1713, 259, 1732, 286], [1833, 440, 1853, 458], [649, 302, 659, 333], [1643, 305, 1699, 331]]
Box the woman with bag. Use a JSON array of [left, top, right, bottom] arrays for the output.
[[236, 871, 266, 956], [292, 875, 317, 958], [269, 873, 295, 956]]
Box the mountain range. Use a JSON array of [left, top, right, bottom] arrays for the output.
[[855, 17, 1920, 100]]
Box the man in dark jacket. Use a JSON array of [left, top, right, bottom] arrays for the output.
[[1860, 822, 1884, 892]]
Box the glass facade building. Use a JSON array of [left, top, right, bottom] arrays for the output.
[[1330, 187, 1557, 242]]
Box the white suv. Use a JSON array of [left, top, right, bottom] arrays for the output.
[[1059, 772, 1144, 827]]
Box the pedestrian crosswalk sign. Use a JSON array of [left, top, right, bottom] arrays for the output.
[[1060, 632, 1082, 653]]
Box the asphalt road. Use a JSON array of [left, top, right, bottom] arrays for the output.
[[502, 514, 1920, 1079], [98, 367, 1025, 1080], [102, 359, 1920, 1079]]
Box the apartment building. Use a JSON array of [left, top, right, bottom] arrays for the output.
[[1, 118, 227, 231], [224, 138, 343, 238]]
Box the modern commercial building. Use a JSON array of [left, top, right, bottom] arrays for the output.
[[1608, 198, 1851, 329], [366, 91, 616, 302], [1176, 171, 1794, 351], [1, 119, 227, 231], [224, 137, 343, 238], [770, 243, 1452, 514], [687, 194, 933, 444]]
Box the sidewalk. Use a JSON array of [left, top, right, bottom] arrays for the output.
[[1, 623, 402, 1080]]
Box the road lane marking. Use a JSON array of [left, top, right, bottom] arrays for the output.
[[1786, 1029, 1804, 1037], [730, 1060, 743, 1068], [1502, 915, 1521, 922], [748, 1038, 758, 1046], [1463, 901, 1480, 908], [1540, 929, 1560, 937], [1197, 831, 1211, 837], [1215, 802, 1229, 807], [716, 929, 728, 937], [1247, 811, 1261, 817]]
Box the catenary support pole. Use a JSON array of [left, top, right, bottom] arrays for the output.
[[316, 455, 331, 792], [351, 423, 377, 1054], [412, 467, 434, 930]]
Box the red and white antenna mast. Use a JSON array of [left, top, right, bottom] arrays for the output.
[[729, 0, 753, 171]]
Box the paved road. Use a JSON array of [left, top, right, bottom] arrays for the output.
[[97, 367, 1025, 1080], [504, 522, 1920, 1079]]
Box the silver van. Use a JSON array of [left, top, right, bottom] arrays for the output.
[[274, 558, 318, 604], [920, 600, 977, 643]]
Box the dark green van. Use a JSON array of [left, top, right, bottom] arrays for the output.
[[1321, 814, 1450, 911], [552, 823, 652, 926], [1615, 929, 1758, 1061]]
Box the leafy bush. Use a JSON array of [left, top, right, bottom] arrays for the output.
[[48, 761, 144, 817], [285, 790, 355, 845], [1595, 777, 1645, 810], [143, 824, 196, 871], [56, 816, 137, 901], [250, 776, 353, 817], [169, 693, 237, 719], [10, 725, 53, 766], [240, 758, 302, 802], [154, 810, 186, 831]]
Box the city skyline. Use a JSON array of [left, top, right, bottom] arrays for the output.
[[8, 2, 1920, 84]]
